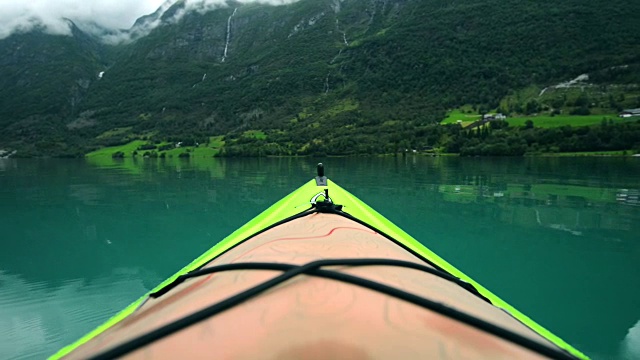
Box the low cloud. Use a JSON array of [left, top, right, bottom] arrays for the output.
[[0, 1, 167, 39], [0, 0, 301, 43], [185, 0, 300, 13]]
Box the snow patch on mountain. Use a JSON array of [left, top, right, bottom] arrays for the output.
[[539, 74, 589, 96], [288, 12, 325, 38]]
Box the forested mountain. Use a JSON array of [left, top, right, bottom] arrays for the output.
[[1, 0, 639, 157]]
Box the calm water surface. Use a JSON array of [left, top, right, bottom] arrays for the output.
[[0, 157, 639, 359]]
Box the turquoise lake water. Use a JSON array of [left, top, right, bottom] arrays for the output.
[[0, 156, 639, 359]]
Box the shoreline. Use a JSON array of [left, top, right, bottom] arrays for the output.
[[3, 149, 639, 159]]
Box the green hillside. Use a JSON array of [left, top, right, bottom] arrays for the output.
[[1, 0, 640, 157]]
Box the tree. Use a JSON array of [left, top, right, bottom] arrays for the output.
[[574, 93, 590, 107], [489, 120, 509, 130], [525, 100, 540, 115], [550, 97, 565, 109], [570, 107, 591, 115]]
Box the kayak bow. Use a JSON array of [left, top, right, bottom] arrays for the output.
[[50, 164, 587, 359]]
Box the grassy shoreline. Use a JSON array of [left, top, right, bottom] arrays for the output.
[[86, 137, 225, 159], [441, 108, 639, 129], [532, 150, 637, 157], [83, 140, 638, 159]]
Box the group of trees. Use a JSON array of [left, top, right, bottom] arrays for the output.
[[218, 119, 640, 157], [449, 120, 640, 156], [510, 120, 633, 153]]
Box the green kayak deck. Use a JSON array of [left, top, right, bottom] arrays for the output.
[[50, 176, 588, 359]]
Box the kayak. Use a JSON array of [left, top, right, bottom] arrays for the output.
[[50, 164, 587, 360]]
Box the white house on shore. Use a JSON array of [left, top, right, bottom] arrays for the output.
[[483, 113, 507, 121], [619, 108, 640, 118]]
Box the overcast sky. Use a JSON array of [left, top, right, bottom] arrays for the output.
[[0, 0, 300, 41]]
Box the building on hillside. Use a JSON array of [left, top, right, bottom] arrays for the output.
[[483, 113, 507, 121], [619, 109, 640, 118]]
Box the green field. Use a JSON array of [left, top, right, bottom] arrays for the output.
[[442, 107, 638, 129], [208, 136, 225, 148], [86, 136, 225, 159], [85, 140, 147, 158], [243, 130, 267, 140], [441, 109, 482, 126], [506, 114, 630, 128]]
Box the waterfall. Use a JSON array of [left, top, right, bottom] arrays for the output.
[[222, 8, 238, 63], [335, 19, 349, 46], [324, 73, 331, 94]]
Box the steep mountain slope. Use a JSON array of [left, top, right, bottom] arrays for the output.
[[1, 0, 639, 156], [0, 22, 109, 156]]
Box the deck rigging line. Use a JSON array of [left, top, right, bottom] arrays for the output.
[[90, 258, 578, 360]]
